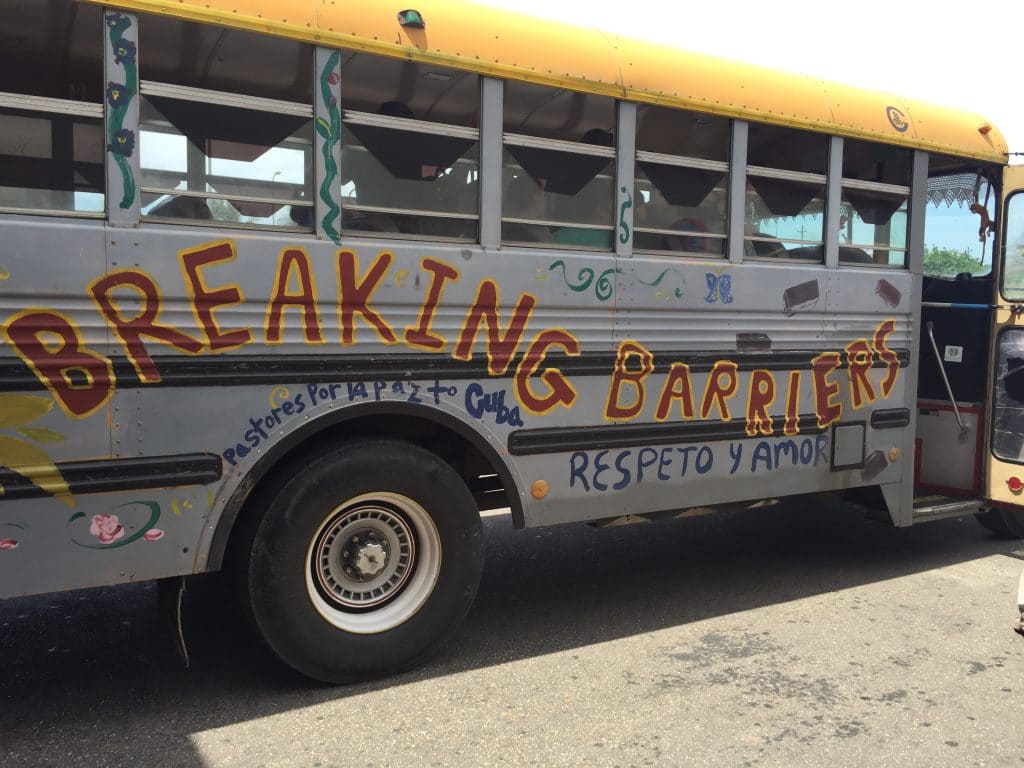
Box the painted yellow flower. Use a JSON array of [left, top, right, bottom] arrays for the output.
[[0, 394, 72, 506]]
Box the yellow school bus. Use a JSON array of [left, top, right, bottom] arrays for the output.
[[0, 0, 1020, 682]]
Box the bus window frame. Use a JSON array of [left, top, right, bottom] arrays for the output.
[[0, 92, 106, 219], [837, 176, 910, 268], [137, 79, 316, 232], [632, 149, 730, 260], [1000, 189, 1024, 302], [339, 107, 482, 244]]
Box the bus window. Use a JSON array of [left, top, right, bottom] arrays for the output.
[[1004, 193, 1024, 299], [633, 105, 729, 257], [501, 81, 615, 249], [745, 124, 827, 261], [923, 156, 996, 279], [339, 55, 479, 241], [138, 18, 314, 229], [840, 139, 911, 267], [0, 0, 104, 216]]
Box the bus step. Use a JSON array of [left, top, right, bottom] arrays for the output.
[[911, 495, 983, 522]]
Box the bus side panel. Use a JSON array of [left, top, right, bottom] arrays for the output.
[[2, 226, 618, 596], [0, 215, 115, 597], [511, 257, 916, 527]]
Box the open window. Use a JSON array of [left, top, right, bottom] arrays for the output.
[[138, 16, 314, 229], [839, 139, 911, 267], [633, 105, 729, 258], [0, 0, 105, 216], [338, 54, 479, 241], [745, 124, 827, 261], [501, 81, 615, 249]]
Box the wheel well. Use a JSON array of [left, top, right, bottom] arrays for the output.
[[206, 405, 521, 571]]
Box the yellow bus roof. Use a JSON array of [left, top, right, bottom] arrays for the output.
[[90, 0, 1008, 164]]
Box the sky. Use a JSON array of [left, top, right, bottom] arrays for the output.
[[476, 0, 1024, 163]]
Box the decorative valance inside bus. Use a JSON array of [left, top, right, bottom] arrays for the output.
[[83, 0, 1008, 163]]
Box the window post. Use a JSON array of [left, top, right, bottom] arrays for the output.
[[102, 8, 140, 227], [908, 151, 928, 275], [727, 121, 748, 263], [479, 77, 503, 250], [825, 136, 843, 268], [314, 46, 343, 243], [615, 101, 636, 258]]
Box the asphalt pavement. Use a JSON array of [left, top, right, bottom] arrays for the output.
[[2, 501, 1023, 768]]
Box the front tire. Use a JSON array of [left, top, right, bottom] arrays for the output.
[[236, 438, 483, 682], [975, 506, 1024, 538]]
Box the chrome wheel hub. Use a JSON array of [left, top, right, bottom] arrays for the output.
[[348, 536, 388, 579], [305, 492, 443, 635]]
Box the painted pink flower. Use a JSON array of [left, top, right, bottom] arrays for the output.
[[143, 529, 164, 542], [0, 538, 18, 550], [89, 514, 124, 544], [327, 71, 340, 85]]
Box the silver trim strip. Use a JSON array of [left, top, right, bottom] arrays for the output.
[[343, 110, 479, 140], [0, 206, 104, 218], [140, 80, 313, 117], [746, 236, 823, 246], [503, 132, 615, 158], [634, 226, 726, 238], [501, 216, 613, 230], [747, 165, 827, 184], [140, 216, 311, 233], [141, 187, 312, 207], [840, 178, 911, 195], [0, 92, 102, 118], [636, 150, 729, 173], [342, 203, 478, 220]]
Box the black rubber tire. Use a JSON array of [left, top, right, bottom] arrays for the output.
[[235, 438, 483, 683], [975, 507, 1024, 538]]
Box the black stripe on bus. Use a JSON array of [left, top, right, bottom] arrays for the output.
[[507, 416, 827, 456], [870, 408, 911, 429], [0, 349, 910, 390], [0, 453, 223, 501]]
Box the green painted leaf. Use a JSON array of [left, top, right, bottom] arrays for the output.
[[17, 427, 65, 443], [315, 117, 332, 139]]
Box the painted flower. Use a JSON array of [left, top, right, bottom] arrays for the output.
[[142, 529, 164, 542], [106, 82, 130, 108], [0, 538, 18, 550], [108, 128, 135, 157], [106, 12, 126, 28], [114, 39, 137, 65], [89, 514, 124, 544], [327, 71, 340, 85]]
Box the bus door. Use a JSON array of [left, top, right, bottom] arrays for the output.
[[984, 166, 1024, 518]]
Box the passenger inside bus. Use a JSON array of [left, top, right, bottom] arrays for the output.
[[550, 128, 614, 249], [503, 174, 548, 242], [342, 99, 479, 239]]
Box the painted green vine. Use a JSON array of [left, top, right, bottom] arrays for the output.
[[316, 51, 343, 244], [105, 12, 137, 210]]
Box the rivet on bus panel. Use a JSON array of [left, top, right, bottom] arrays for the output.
[[978, 123, 992, 135]]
